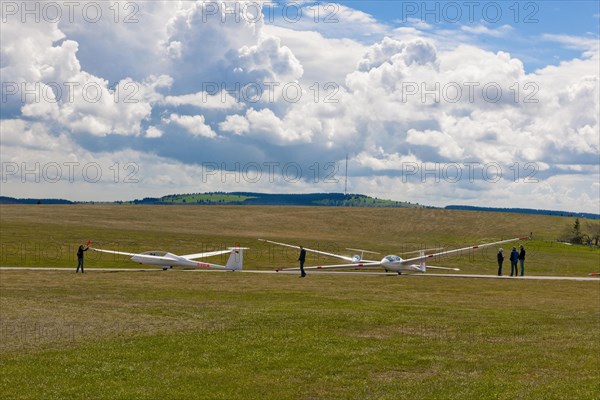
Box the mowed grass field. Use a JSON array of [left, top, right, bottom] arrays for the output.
[[1, 205, 599, 399]]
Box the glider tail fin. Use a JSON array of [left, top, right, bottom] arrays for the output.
[[225, 247, 246, 271], [419, 250, 426, 272]]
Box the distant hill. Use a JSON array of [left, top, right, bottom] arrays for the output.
[[2, 194, 596, 219], [0, 196, 73, 205], [445, 205, 599, 220], [124, 192, 426, 208]]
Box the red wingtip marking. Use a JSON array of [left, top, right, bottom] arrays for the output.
[[473, 246, 479, 249], [317, 266, 322, 269], [428, 254, 433, 258]]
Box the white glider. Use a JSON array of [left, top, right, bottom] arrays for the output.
[[89, 242, 246, 271], [260, 237, 530, 274]]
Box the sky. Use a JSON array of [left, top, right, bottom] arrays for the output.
[[1, 0, 599, 213]]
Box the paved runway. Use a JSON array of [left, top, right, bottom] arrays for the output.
[[1, 267, 598, 281]]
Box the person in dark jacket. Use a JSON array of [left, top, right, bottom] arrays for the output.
[[76, 243, 89, 273], [518, 245, 526, 276], [298, 246, 306, 277], [497, 248, 504, 276], [509, 247, 519, 276]]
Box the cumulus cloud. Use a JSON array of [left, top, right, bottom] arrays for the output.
[[357, 37, 437, 71], [0, 16, 170, 136], [221, 107, 313, 144], [263, 24, 366, 85], [1, 1, 598, 212], [406, 129, 464, 159], [219, 114, 250, 135], [145, 126, 163, 138], [167, 114, 217, 138], [237, 35, 304, 82], [164, 90, 243, 110]]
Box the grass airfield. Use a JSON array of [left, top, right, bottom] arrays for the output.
[[1, 205, 599, 399]]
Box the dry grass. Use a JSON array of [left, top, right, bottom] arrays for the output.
[[0, 204, 570, 241]]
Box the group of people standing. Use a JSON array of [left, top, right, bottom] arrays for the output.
[[497, 245, 526, 276]]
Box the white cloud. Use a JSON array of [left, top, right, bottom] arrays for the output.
[[406, 129, 465, 159], [1, 119, 64, 151], [541, 34, 600, 57], [270, 3, 388, 40], [354, 147, 421, 171], [0, 17, 168, 136], [164, 91, 243, 110], [237, 35, 304, 82], [404, 18, 433, 30], [246, 107, 311, 143], [357, 37, 437, 71], [461, 24, 514, 38], [263, 24, 366, 85], [167, 114, 217, 138], [219, 114, 250, 135], [145, 126, 163, 138]]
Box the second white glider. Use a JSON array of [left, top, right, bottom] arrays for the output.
[[260, 237, 530, 274]]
